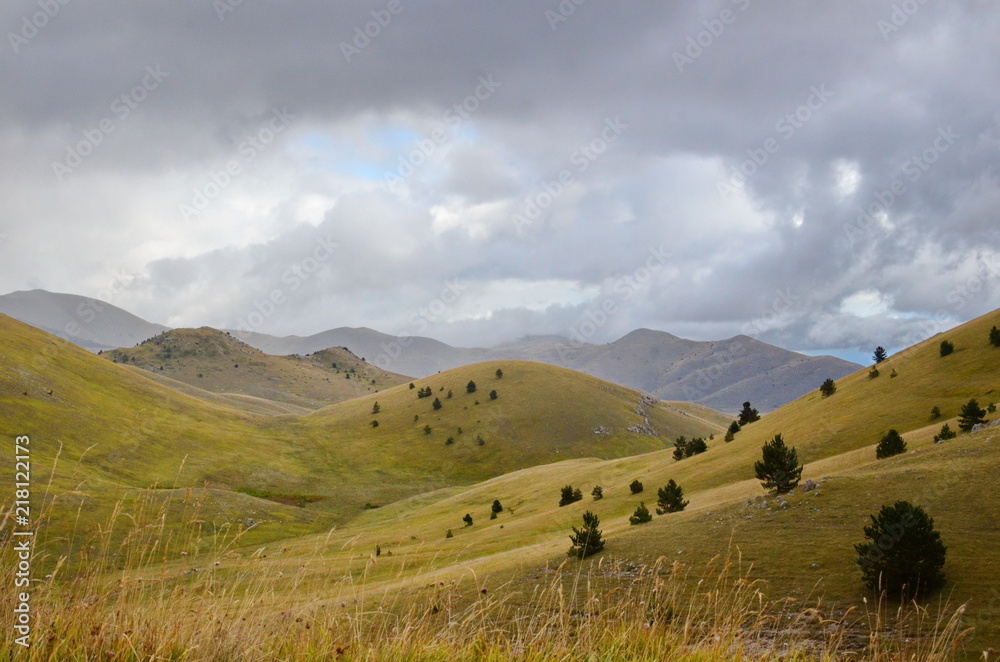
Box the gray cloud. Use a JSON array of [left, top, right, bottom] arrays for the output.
[[2, 1, 999, 359]]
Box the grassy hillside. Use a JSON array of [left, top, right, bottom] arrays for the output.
[[101, 327, 409, 409], [0, 314, 725, 545], [6, 310, 1000, 657], [171, 308, 999, 652]]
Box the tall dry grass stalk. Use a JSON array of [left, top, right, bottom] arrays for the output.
[[1, 482, 972, 661]]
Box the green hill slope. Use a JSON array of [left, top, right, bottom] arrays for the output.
[[249, 308, 1000, 651], [0, 314, 726, 541], [100, 327, 408, 409]]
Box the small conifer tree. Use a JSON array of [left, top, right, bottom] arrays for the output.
[[567, 511, 605, 559], [738, 402, 760, 426], [629, 502, 653, 525], [754, 433, 803, 494], [655, 479, 689, 514], [958, 398, 986, 431], [875, 429, 907, 459], [819, 378, 837, 397], [855, 501, 946, 598]]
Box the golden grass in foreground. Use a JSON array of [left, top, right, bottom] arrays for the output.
[[1, 490, 972, 662]]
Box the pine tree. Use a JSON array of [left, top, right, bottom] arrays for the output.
[[875, 429, 907, 459], [958, 398, 986, 431], [819, 378, 837, 397], [655, 479, 689, 514], [672, 436, 687, 461], [629, 502, 653, 525], [939, 340, 954, 356], [462, 513, 473, 527], [933, 424, 956, 443], [855, 501, 946, 598], [432, 397, 442, 410], [591, 485, 603, 501], [738, 402, 760, 426], [567, 510, 605, 559], [754, 433, 803, 494], [559, 485, 582, 507], [930, 406, 941, 420], [685, 437, 707, 456], [491, 499, 503, 517], [990, 326, 1000, 348], [495, 368, 504, 379], [372, 401, 380, 415], [489, 389, 498, 400], [873, 346, 888, 363], [629, 479, 643, 494], [466, 380, 477, 393]]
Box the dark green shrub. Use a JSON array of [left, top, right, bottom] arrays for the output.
[[958, 399, 986, 431], [629, 479, 643, 494], [754, 433, 802, 494], [855, 501, 946, 598], [629, 502, 653, 525], [738, 402, 760, 426], [875, 429, 906, 459], [567, 511, 605, 559], [939, 340, 954, 356], [819, 378, 837, 397], [655, 479, 689, 514], [933, 424, 956, 443]]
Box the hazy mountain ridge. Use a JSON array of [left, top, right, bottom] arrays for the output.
[[230, 327, 860, 413], [0, 289, 168, 350], [1, 289, 861, 413]]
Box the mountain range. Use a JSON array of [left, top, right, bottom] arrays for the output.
[[0, 289, 860, 413]]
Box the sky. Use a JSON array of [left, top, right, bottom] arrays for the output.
[[2, 1, 999, 363]]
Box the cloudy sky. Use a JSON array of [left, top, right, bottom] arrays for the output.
[[3, 1, 999, 362]]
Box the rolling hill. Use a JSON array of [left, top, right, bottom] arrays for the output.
[[0, 312, 727, 542], [276, 306, 999, 652], [100, 327, 409, 410], [1, 289, 860, 413], [0, 289, 168, 350], [4, 308, 1000, 656], [233, 326, 860, 413]]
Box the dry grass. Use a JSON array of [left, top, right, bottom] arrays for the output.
[[0, 487, 972, 662]]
